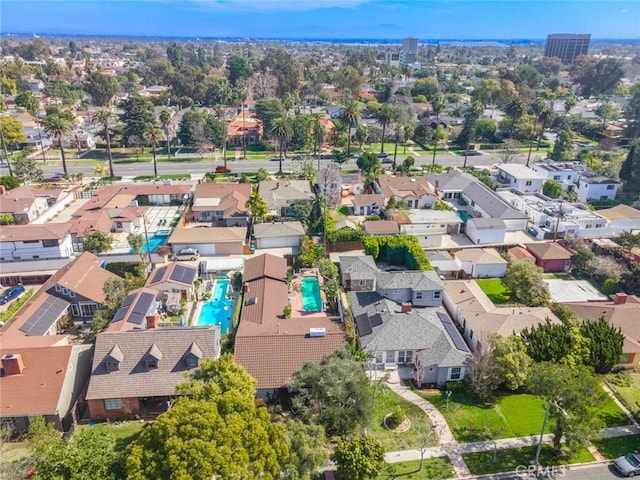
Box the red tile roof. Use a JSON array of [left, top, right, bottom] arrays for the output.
[[525, 242, 572, 261]]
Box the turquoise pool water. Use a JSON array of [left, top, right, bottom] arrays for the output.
[[457, 210, 470, 223], [130, 234, 168, 253], [197, 279, 232, 334], [301, 276, 322, 312]]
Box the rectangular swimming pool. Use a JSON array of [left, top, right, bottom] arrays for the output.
[[301, 276, 322, 312], [197, 279, 233, 334], [130, 234, 168, 253], [457, 210, 470, 223]]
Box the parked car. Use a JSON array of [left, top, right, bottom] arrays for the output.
[[270, 155, 286, 161], [464, 150, 482, 156], [215, 166, 231, 173], [377, 152, 389, 159], [381, 157, 394, 164], [614, 453, 640, 477], [0, 284, 26, 305], [172, 248, 200, 261]]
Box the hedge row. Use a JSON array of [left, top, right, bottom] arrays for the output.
[[363, 235, 432, 271], [327, 227, 364, 244]]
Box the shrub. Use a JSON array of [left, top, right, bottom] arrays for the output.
[[445, 380, 465, 393], [283, 305, 292, 318], [601, 278, 620, 295], [386, 407, 406, 429], [327, 227, 364, 243], [363, 235, 432, 270], [0, 289, 34, 323]]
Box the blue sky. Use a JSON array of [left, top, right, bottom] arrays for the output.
[[2, 0, 639, 40]]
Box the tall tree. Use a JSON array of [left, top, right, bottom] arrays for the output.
[[143, 122, 162, 178], [270, 117, 293, 175], [255, 97, 285, 133], [619, 139, 640, 193], [83, 230, 114, 254], [550, 129, 574, 162], [245, 190, 268, 223], [0, 115, 27, 176], [527, 363, 606, 457], [310, 113, 326, 171], [159, 108, 174, 160], [118, 95, 154, 147], [624, 83, 640, 138], [570, 56, 624, 98], [12, 155, 43, 184], [42, 112, 73, 174], [226, 55, 251, 87], [542, 179, 563, 199], [580, 316, 624, 374], [84, 70, 120, 106], [375, 104, 397, 154], [340, 101, 361, 156], [15, 91, 40, 114], [331, 436, 385, 480], [492, 334, 532, 391], [91, 109, 117, 178], [503, 261, 550, 307], [282, 421, 328, 480]]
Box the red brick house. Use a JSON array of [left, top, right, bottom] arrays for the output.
[[525, 242, 572, 273]]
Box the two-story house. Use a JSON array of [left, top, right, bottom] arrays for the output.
[[530, 161, 584, 191], [576, 171, 620, 203], [0, 224, 73, 261], [258, 180, 314, 218], [495, 163, 546, 194], [190, 182, 251, 226], [376, 176, 436, 209], [0, 186, 65, 224]]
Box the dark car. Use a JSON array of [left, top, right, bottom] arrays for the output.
[[270, 155, 286, 161], [377, 152, 389, 159], [464, 150, 482, 156], [215, 166, 231, 173], [0, 284, 26, 305], [614, 453, 640, 477]]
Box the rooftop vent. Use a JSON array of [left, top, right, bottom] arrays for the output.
[[309, 327, 326, 338]]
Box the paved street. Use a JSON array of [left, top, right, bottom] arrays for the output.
[[475, 463, 624, 480]]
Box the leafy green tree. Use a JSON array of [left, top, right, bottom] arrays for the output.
[[282, 421, 328, 480], [296, 236, 325, 268], [42, 112, 73, 174], [0, 116, 27, 150], [83, 230, 114, 254], [356, 151, 380, 177], [288, 200, 313, 224], [374, 104, 397, 153], [580, 316, 624, 374], [0, 175, 20, 190], [619, 139, 640, 194], [570, 56, 624, 98], [527, 363, 606, 457], [226, 56, 252, 86], [158, 108, 174, 160], [310, 113, 327, 161], [166, 42, 183, 68], [84, 70, 120, 106], [571, 247, 595, 275], [143, 122, 162, 178], [127, 233, 145, 262], [503, 261, 550, 307], [118, 95, 154, 147], [520, 320, 589, 368], [340, 101, 361, 155], [624, 83, 640, 138], [271, 117, 293, 174], [91, 109, 117, 178], [0, 213, 15, 225], [331, 436, 385, 480], [551, 129, 574, 162], [473, 119, 497, 141], [542, 179, 563, 199], [246, 190, 268, 223], [620, 263, 640, 296], [289, 348, 369, 437], [12, 155, 43, 185], [255, 97, 285, 133], [15, 91, 40, 114], [256, 168, 270, 182], [491, 334, 532, 391], [411, 77, 439, 99]]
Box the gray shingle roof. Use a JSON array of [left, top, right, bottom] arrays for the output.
[[347, 291, 469, 368], [86, 328, 217, 400], [339, 255, 378, 282], [462, 182, 528, 220], [375, 270, 443, 291], [253, 221, 305, 238], [468, 218, 507, 229]]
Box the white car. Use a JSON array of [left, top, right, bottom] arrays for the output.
[[614, 453, 640, 477], [172, 248, 200, 261]]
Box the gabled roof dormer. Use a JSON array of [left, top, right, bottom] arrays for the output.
[[145, 343, 162, 370], [106, 344, 123, 371], [185, 342, 202, 369]]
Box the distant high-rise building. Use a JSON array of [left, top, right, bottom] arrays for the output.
[[400, 37, 418, 65], [544, 33, 591, 65]]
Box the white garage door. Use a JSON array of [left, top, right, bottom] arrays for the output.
[[257, 236, 300, 249], [173, 243, 216, 256]]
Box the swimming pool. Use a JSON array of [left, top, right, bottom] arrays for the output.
[[197, 279, 233, 334], [457, 210, 470, 223], [130, 234, 168, 253], [301, 276, 322, 312]]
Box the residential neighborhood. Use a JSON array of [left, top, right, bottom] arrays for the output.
[[1, 11, 640, 480]]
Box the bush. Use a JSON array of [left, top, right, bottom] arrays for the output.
[[601, 278, 621, 295], [363, 235, 432, 270], [0, 289, 34, 323], [445, 380, 465, 393], [386, 407, 406, 429], [327, 227, 364, 243], [283, 305, 292, 318]]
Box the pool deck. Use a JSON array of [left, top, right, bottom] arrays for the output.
[[290, 271, 327, 316]]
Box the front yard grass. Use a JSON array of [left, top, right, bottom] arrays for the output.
[[75, 421, 145, 452], [367, 385, 438, 452], [593, 434, 640, 459], [608, 373, 640, 422], [379, 458, 454, 479], [475, 279, 512, 304], [463, 445, 594, 475]]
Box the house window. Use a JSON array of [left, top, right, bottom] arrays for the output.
[[397, 351, 414, 364], [525, 180, 533, 186], [553, 175, 561, 180], [406, 200, 413, 208], [385, 351, 396, 364], [104, 398, 123, 411], [585, 224, 592, 229], [71, 304, 80, 316], [115, 222, 123, 229], [42, 239, 59, 247], [55, 284, 62, 292], [416, 292, 423, 300], [606, 184, 615, 190], [80, 303, 98, 317], [68, 291, 75, 298], [23, 240, 39, 244], [146, 358, 159, 369], [450, 367, 462, 380], [374, 352, 384, 364], [106, 360, 119, 371], [186, 356, 199, 368], [433, 291, 441, 299]]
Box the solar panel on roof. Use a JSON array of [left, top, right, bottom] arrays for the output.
[[355, 313, 372, 337], [20, 296, 70, 336], [170, 264, 195, 284], [369, 313, 383, 327], [121, 292, 137, 308], [111, 305, 128, 323], [150, 266, 166, 284], [437, 311, 469, 352]]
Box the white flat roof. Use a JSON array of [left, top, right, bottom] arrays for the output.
[[201, 257, 244, 272]]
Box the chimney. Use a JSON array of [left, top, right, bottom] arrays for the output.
[[276, 182, 280, 189], [146, 313, 159, 329], [244, 283, 249, 293], [1, 353, 25, 376], [613, 293, 628, 305], [0, 185, 6, 195], [401, 302, 412, 313]]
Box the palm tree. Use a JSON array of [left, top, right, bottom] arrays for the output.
[[375, 105, 397, 154], [564, 96, 577, 117], [91, 109, 117, 179], [354, 124, 370, 153], [270, 117, 292, 175], [340, 101, 360, 156], [159, 108, 174, 160], [392, 123, 402, 170], [143, 123, 163, 178], [311, 113, 327, 172], [531, 98, 553, 152], [431, 94, 445, 165], [42, 112, 73, 175]]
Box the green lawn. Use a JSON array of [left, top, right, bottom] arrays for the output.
[[593, 434, 640, 459], [367, 385, 439, 452], [379, 458, 454, 479], [75, 421, 146, 452], [608, 374, 640, 422], [417, 388, 628, 443], [337, 205, 350, 216], [463, 445, 594, 476], [475, 279, 513, 304]]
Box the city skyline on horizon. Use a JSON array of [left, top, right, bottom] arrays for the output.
[[1, 0, 639, 41]]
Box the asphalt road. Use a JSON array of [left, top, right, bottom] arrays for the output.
[[2, 151, 547, 179], [479, 463, 626, 480]]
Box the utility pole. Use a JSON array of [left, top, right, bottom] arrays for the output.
[[534, 400, 552, 473], [0, 123, 13, 177], [142, 213, 152, 265], [553, 198, 563, 242]]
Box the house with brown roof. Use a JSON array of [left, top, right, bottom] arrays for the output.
[[168, 226, 246, 256], [145, 262, 198, 302], [106, 288, 161, 333], [0, 344, 93, 431], [597, 204, 640, 235], [564, 294, 640, 369], [443, 279, 561, 352], [363, 220, 400, 235], [0, 185, 66, 224], [508, 246, 536, 265], [0, 223, 73, 261], [234, 254, 346, 397], [253, 221, 305, 249], [86, 328, 219, 420], [525, 242, 572, 272], [227, 112, 263, 147], [376, 176, 436, 209], [352, 193, 384, 216], [189, 182, 251, 226]]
